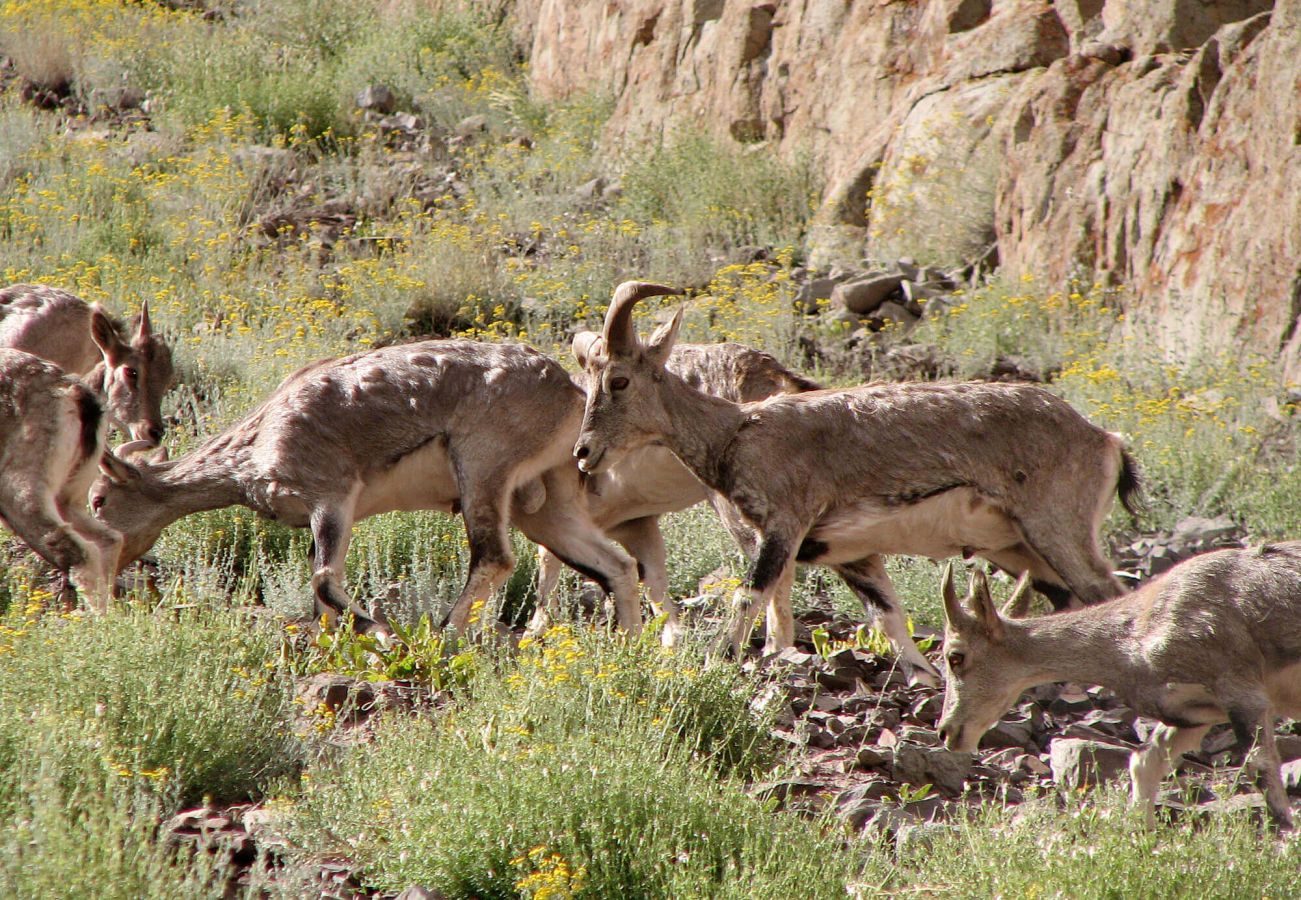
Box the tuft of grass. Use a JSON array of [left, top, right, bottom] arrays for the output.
[[0, 744, 236, 900], [896, 788, 1301, 897]]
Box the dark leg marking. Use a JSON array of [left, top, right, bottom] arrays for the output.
[[75, 386, 104, 461], [312, 516, 341, 568], [548, 551, 613, 596], [796, 537, 829, 563], [748, 538, 792, 593], [838, 565, 889, 611], [1228, 710, 1261, 753]]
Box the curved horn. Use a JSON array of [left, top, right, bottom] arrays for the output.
[[134, 297, 152, 342], [601, 281, 684, 356], [571, 331, 605, 367], [113, 439, 155, 459]]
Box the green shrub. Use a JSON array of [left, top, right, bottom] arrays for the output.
[[286, 630, 867, 897]]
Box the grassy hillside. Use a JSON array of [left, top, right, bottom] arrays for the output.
[[2, 2, 1301, 896]]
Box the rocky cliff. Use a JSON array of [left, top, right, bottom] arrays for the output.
[[522, 0, 1301, 373]]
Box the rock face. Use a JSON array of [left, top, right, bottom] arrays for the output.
[[522, 0, 1301, 375]]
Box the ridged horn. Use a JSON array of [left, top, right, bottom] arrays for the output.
[[571, 331, 605, 366], [601, 281, 684, 355], [113, 440, 155, 459]]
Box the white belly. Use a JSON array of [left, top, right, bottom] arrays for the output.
[[808, 487, 1022, 564], [588, 446, 709, 526], [1265, 661, 1301, 718], [355, 440, 459, 519]]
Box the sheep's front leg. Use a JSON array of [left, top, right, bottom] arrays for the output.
[[528, 547, 564, 635], [310, 490, 387, 634], [722, 534, 796, 656], [608, 516, 678, 645], [1129, 722, 1210, 825]]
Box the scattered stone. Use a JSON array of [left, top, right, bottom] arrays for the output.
[[1048, 738, 1132, 790], [892, 742, 972, 796], [794, 276, 843, 313], [356, 84, 397, 113], [830, 273, 904, 315], [455, 114, 489, 137], [911, 693, 945, 725], [856, 746, 891, 768], [867, 300, 920, 332], [979, 718, 1035, 750], [1115, 515, 1245, 578], [753, 779, 824, 804]]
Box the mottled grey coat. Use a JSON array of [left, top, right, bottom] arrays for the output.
[[92, 340, 638, 633], [574, 282, 1138, 683]]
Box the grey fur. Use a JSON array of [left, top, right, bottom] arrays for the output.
[[90, 340, 639, 634], [574, 281, 1130, 684], [533, 335, 820, 643], [0, 284, 175, 446], [0, 349, 123, 610], [937, 547, 1301, 829]]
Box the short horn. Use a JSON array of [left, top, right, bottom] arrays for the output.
[[1001, 571, 1034, 619], [134, 297, 152, 341], [602, 281, 683, 355], [940, 561, 966, 626]]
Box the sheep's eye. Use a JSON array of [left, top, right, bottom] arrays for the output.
[[947, 652, 965, 670], [610, 376, 629, 391], [124, 367, 139, 381]]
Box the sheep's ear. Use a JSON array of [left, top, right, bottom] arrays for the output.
[[644, 305, 684, 368], [90, 306, 127, 365], [1000, 571, 1034, 619], [571, 331, 604, 367], [98, 450, 140, 485], [969, 568, 1006, 642]]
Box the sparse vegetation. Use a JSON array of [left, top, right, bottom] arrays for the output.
[[1, 0, 1299, 895]]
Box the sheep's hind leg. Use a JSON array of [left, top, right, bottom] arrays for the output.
[[1227, 699, 1293, 830], [835, 556, 940, 687], [1129, 722, 1211, 825]]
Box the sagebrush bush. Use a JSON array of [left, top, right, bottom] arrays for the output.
[[0, 605, 302, 807]]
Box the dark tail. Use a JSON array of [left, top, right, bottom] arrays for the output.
[[1117, 447, 1145, 524], [784, 371, 824, 394], [73, 384, 105, 464]]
